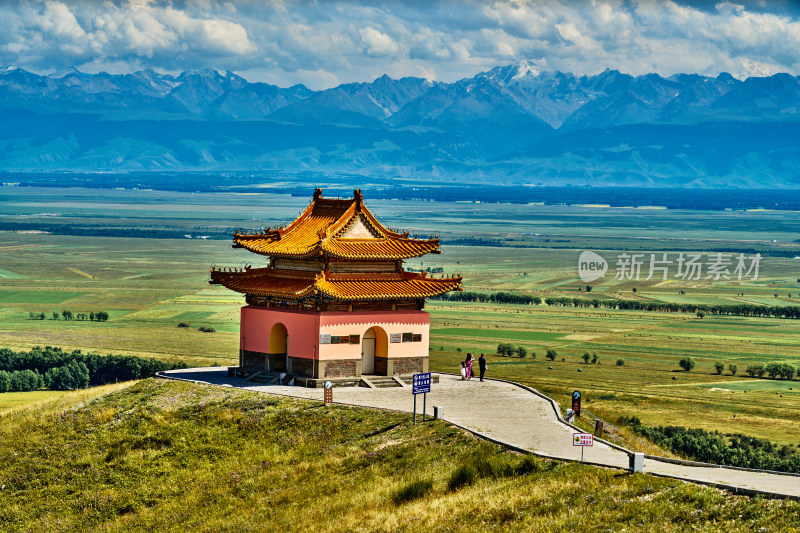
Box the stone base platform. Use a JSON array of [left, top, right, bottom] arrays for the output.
[[227, 366, 439, 388]]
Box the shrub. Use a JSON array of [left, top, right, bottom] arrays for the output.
[[616, 359, 625, 366], [198, 326, 216, 333], [392, 479, 433, 505], [545, 349, 557, 361], [177, 322, 190, 328], [515, 346, 527, 358], [472, 455, 517, 479], [714, 361, 724, 375], [696, 310, 706, 319], [728, 364, 737, 376], [582, 352, 590, 363], [616, 415, 642, 426], [89, 311, 109, 322], [591, 353, 599, 364], [678, 357, 696, 372], [497, 343, 514, 357], [746, 363, 765, 378], [448, 464, 477, 491], [514, 455, 542, 475]]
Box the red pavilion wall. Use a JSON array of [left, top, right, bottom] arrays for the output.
[[239, 305, 429, 377]]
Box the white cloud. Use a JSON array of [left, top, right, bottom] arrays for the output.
[[359, 27, 399, 57], [0, 0, 799, 88], [38, 1, 87, 41]]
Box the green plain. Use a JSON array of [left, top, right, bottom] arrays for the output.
[[1, 185, 799, 448]]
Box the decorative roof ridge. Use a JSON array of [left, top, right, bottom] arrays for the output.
[[324, 200, 361, 240]]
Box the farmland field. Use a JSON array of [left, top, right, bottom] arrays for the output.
[[1, 184, 799, 447]]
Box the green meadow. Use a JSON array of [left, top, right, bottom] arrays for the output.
[[1, 185, 799, 449]]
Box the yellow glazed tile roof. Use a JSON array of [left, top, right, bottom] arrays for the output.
[[232, 189, 440, 260], [210, 267, 462, 302]]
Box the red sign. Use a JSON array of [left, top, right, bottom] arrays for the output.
[[573, 433, 593, 446]]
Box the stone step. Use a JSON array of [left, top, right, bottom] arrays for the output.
[[362, 376, 404, 388]]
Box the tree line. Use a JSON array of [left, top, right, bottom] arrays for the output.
[[28, 310, 109, 321], [435, 291, 542, 305], [0, 346, 187, 392], [619, 419, 800, 474], [745, 362, 797, 380], [543, 297, 800, 319], [437, 290, 800, 320]]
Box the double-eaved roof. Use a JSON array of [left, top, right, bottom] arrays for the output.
[[210, 189, 461, 303], [231, 188, 440, 260]]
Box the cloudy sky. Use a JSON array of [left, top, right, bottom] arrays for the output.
[[1, 0, 799, 89]]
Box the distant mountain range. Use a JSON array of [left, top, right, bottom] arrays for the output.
[[1, 62, 799, 187]]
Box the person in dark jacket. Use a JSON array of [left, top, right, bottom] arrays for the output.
[[479, 353, 487, 382]]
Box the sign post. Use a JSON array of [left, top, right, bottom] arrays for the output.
[[573, 432, 593, 462], [572, 390, 582, 418], [324, 380, 333, 406], [412, 372, 431, 424]]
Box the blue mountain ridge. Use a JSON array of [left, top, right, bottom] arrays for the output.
[[0, 62, 798, 187]]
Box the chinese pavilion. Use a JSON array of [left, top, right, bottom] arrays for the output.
[[210, 188, 461, 382]]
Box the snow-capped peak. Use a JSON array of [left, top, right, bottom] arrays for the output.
[[48, 67, 82, 79], [512, 60, 541, 80]]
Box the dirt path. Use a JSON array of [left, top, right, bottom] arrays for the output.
[[161, 368, 800, 499]]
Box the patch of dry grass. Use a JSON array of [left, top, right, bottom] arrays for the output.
[[0, 380, 798, 532]]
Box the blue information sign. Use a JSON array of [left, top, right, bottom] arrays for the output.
[[412, 372, 431, 395]]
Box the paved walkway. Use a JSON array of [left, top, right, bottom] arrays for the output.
[[160, 368, 800, 499]]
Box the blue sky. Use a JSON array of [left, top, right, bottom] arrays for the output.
[[1, 0, 799, 89]]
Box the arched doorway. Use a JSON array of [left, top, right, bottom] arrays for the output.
[[268, 322, 288, 372], [362, 326, 388, 375]]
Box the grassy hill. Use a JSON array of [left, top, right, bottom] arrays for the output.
[[0, 380, 797, 532]]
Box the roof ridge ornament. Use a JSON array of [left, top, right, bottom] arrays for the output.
[[354, 188, 363, 210], [313, 188, 323, 201]]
